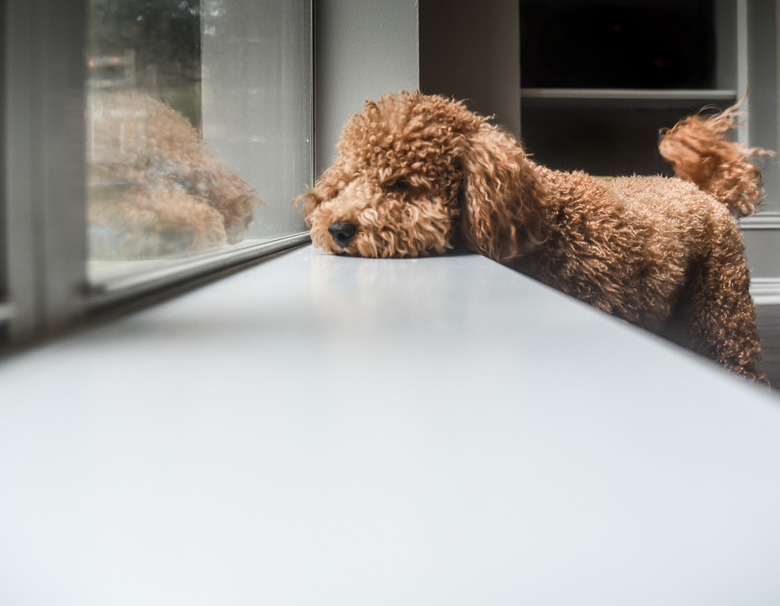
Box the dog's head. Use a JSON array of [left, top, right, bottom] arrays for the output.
[[298, 91, 546, 262]]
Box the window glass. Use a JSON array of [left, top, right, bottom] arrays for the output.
[[86, 0, 312, 282]]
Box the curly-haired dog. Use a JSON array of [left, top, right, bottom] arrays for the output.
[[88, 93, 259, 258], [299, 91, 773, 381]]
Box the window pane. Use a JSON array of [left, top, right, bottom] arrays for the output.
[[86, 0, 311, 282]]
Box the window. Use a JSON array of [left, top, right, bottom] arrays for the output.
[[2, 0, 313, 342], [87, 0, 313, 286]]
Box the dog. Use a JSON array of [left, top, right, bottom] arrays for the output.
[[88, 93, 260, 259], [298, 91, 774, 382]]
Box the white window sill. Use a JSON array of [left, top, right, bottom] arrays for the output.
[[1, 245, 780, 604]]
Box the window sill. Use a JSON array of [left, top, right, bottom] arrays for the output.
[[1, 245, 780, 603], [86, 232, 311, 308], [2, 242, 777, 414]]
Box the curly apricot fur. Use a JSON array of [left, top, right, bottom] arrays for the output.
[[659, 102, 775, 217]]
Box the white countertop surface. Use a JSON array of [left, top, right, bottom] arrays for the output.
[[1, 246, 780, 605]]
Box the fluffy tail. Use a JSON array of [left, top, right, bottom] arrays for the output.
[[658, 103, 774, 217]]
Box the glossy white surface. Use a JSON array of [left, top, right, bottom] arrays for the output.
[[2, 246, 780, 605]]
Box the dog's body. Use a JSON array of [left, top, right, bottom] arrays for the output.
[[300, 92, 771, 381], [512, 168, 758, 370]]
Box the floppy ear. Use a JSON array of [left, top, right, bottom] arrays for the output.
[[458, 125, 547, 262], [293, 156, 349, 224]]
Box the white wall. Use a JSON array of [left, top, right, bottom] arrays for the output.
[[740, 0, 780, 288], [314, 0, 522, 173], [314, 0, 419, 176]]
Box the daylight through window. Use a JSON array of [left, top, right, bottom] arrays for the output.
[[86, 0, 313, 284]]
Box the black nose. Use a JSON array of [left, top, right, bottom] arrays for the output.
[[328, 221, 358, 249]]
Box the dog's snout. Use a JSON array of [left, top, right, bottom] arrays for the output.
[[328, 221, 358, 249]]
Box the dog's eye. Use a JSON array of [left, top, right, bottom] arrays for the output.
[[386, 176, 412, 191]]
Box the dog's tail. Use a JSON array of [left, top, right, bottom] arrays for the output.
[[659, 102, 774, 217]]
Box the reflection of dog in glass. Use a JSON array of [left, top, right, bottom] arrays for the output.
[[88, 93, 260, 258], [300, 92, 772, 382]]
